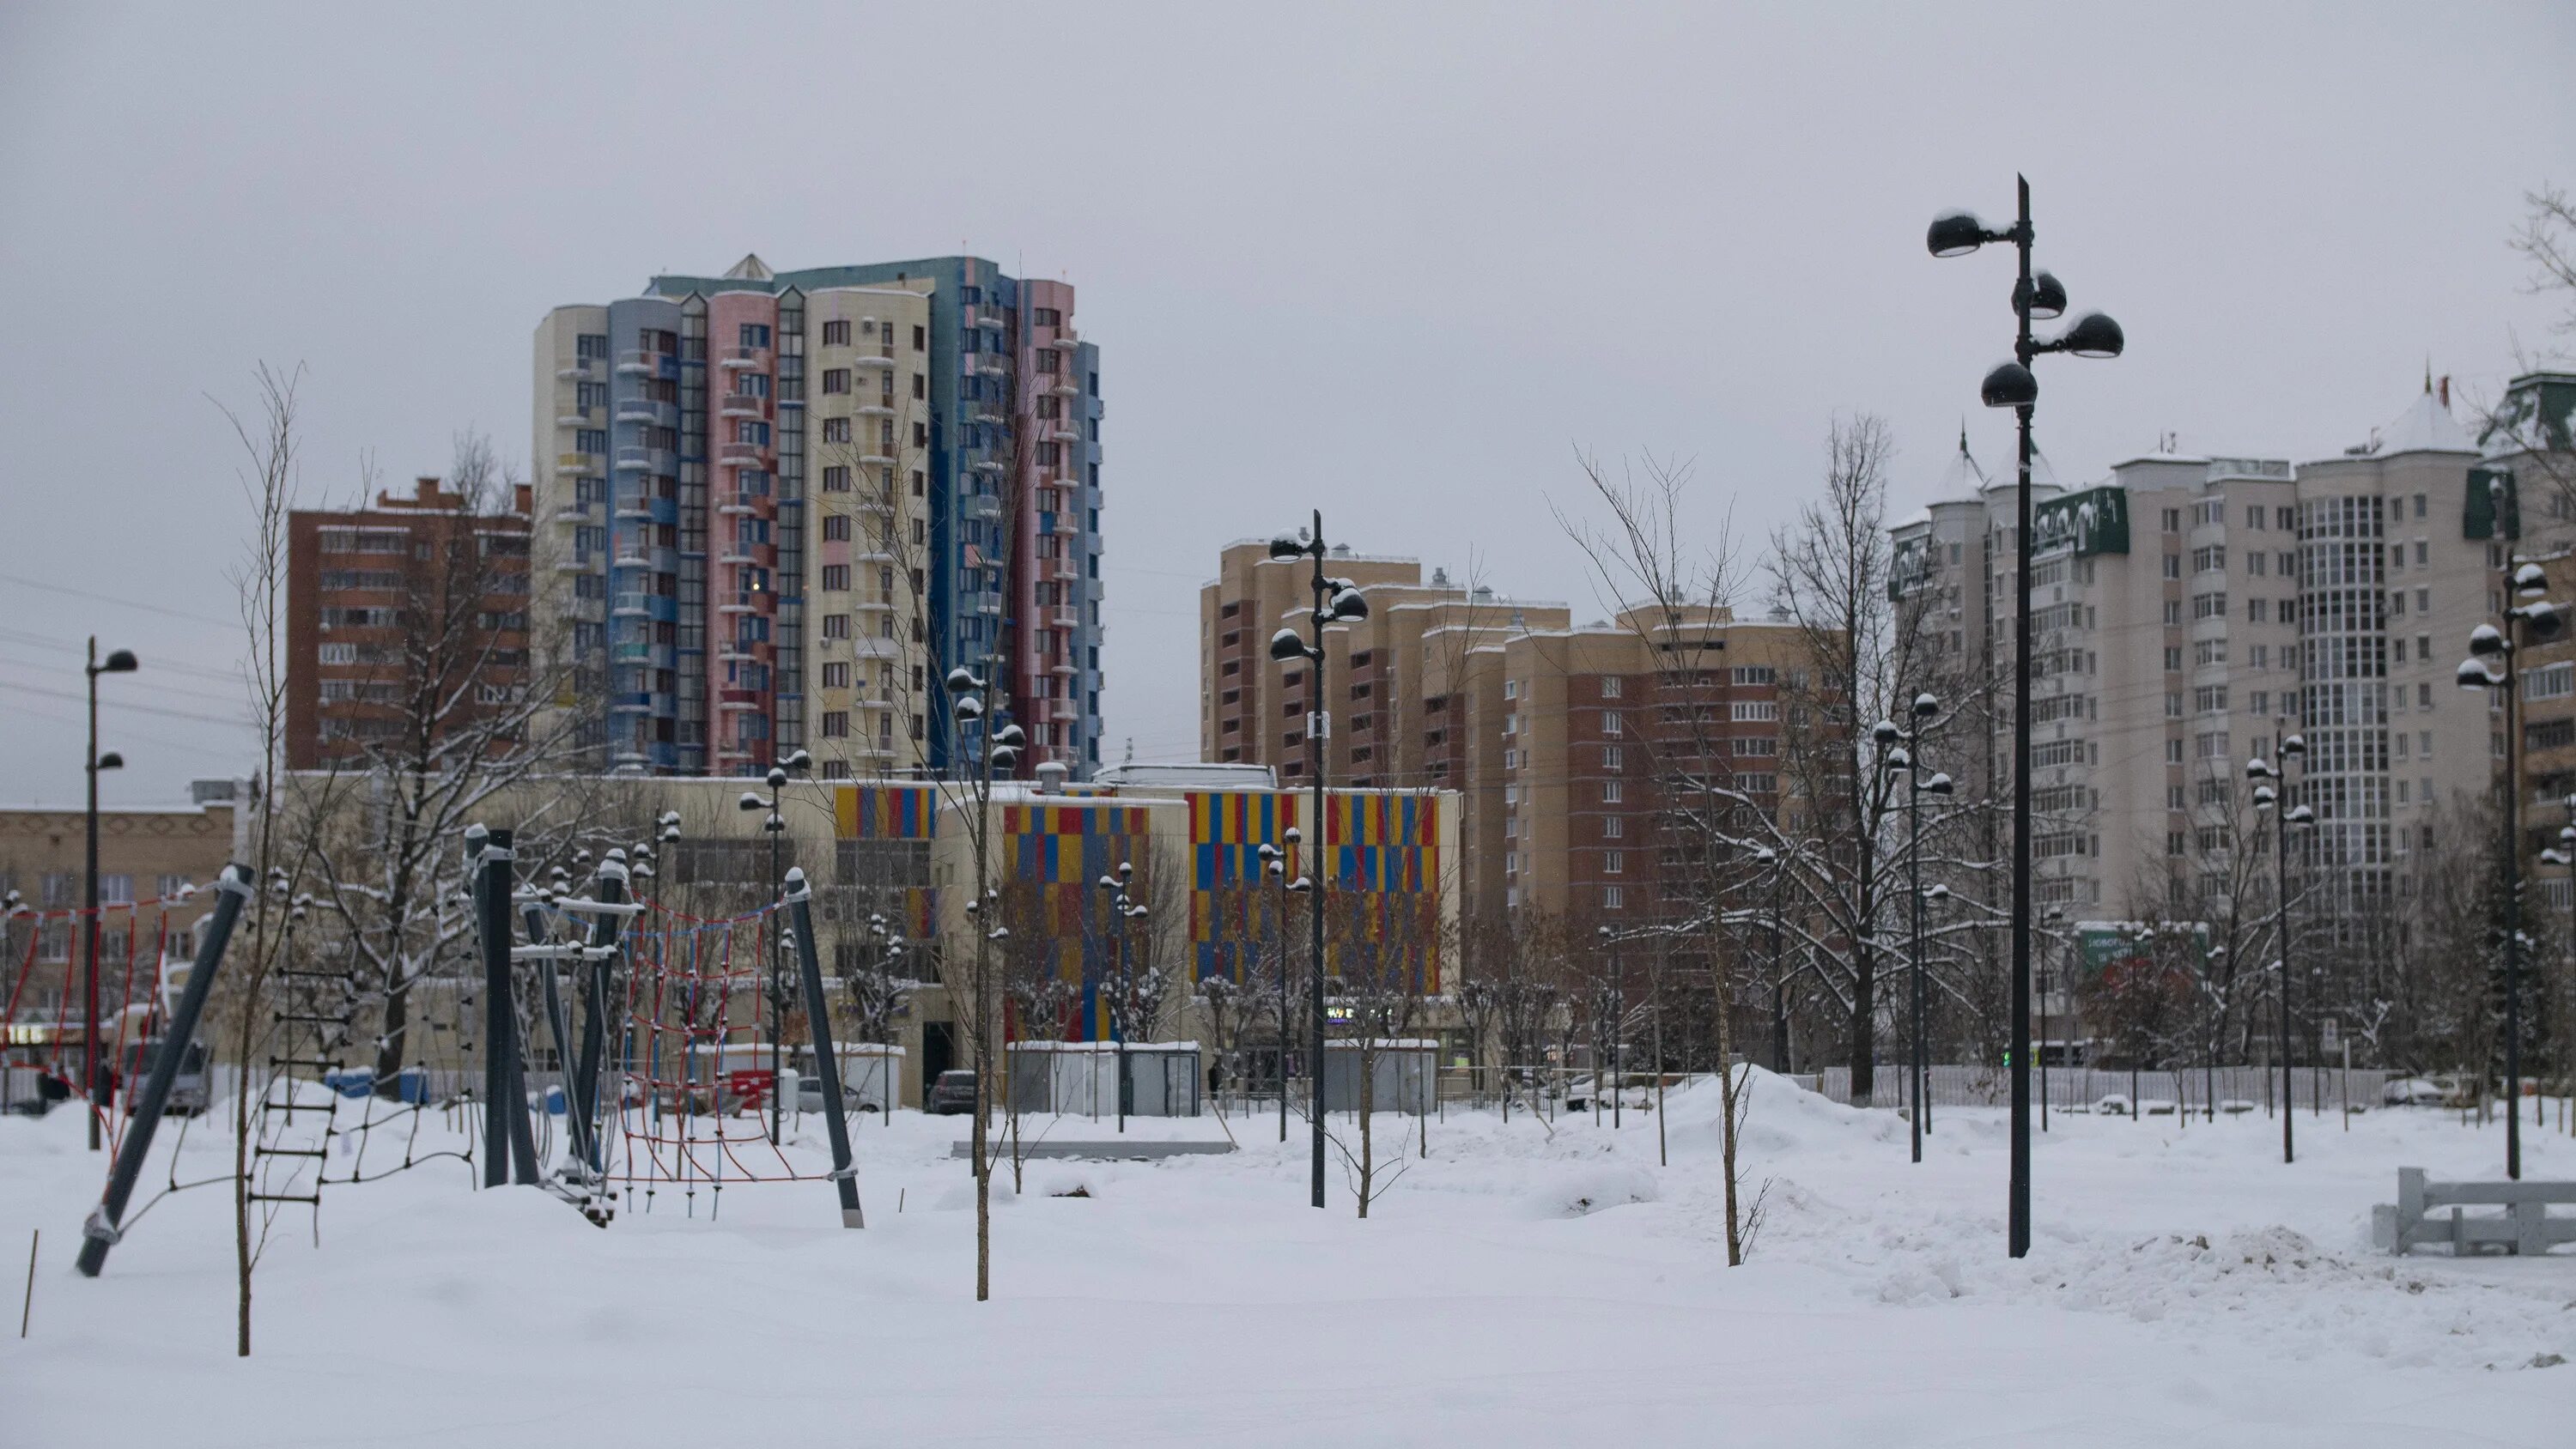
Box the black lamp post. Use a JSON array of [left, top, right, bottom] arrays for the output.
[[1927, 179, 2124, 1258], [1269, 514, 1369, 1209], [738, 748, 812, 1143], [1753, 845, 1789, 1074], [83, 640, 137, 1151], [1875, 693, 1950, 1164], [1096, 860, 1151, 1133], [2245, 734, 2314, 1164], [1259, 832, 1301, 1142], [2458, 553, 2564, 1179]]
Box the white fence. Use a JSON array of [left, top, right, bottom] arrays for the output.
[[1813, 1064, 2397, 1115]]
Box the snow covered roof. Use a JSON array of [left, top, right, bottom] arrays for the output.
[[2376, 388, 2475, 457]]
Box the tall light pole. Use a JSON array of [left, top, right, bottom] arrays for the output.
[[1875, 694, 1949, 1163], [83, 640, 137, 1151], [1927, 180, 2125, 1258], [2245, 733, 2313, 1165], [1096, 860, 1151, 1133], [2458, 552, 2565, 1179], [1269, 515, 1370, 1209], [738, 748, 812, 1144], [1259, 832, 1301, 1143]]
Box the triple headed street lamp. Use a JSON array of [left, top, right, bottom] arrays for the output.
[[2457, 548, 2567, 1180], [1927, 179, 2124, 1258], [1874, 694, 1952, 1166], [2245, 737, 2314, 1165], [1268, 514, 1370, 1210], [1096, 860, 1151, 1133], [738, 749, 812, 1144], [84, 640, 139, 1151]]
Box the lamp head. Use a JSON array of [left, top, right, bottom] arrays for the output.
[[784, 749, 812, 772], [2251, 783, 2277, 810], [1327, 590, 1370, 622], [2279, 733, 2306, 759], [1269, 628, 1309, 663], [1912, 692, 1940, 720], [2457, 658, 2500, 691], [953, 694, 984, 720], [1753, 846, 1776, 864], [995, 723, 1027, 748], [1257, 842, 1279, 861], [1926, 209, 1990, 258], [100, 650, 138, 674], [1980, 361, 2038, 409], [96, 751, 124, 772], [2523, 602, 2567, 644], [1871, 719, 1903, 748], [2021, 270, 2068, 321], [2245, 756, 2274, 781], [945, 667, 982, 695], [2470, 622, 2506, 658], [766, 767, 788, 789], [1883, 746, 1911, 771], [2058, 312, 2125, 360], [1267, 534, 1308, 561], [1928, 883, 1950, 900], [738, 791, 764, 811], [2285, 803, 2315, 826], [1925, 772, 1954, 795], [2515, 561, 2549, 597]]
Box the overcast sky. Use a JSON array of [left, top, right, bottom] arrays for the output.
[[2, 3, 2569, 805]]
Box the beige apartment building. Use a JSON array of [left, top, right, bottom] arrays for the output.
[[1897, 385, 2532, 998]]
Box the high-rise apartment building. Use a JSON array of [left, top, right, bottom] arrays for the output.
[[286, 476, 533, 771], [1896, 385, 2520, 940], [535, 254, 1103, 779], [1200, 542, 1814, 925]]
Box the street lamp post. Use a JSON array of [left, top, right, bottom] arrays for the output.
[[1260, 832, 1303, 1143], [2458, 553, 2566, 1179], [1096, 861, 1151, 1133], [1269, 515, 1370, 1210], [1927, 179, 2125, 1258], [738, 749, 812, 1144], [83, 640, 137, 1151], [1753, 846, 1788, 1075], [2246, 733, 2314, 1165], [1875, 695, 1950, 1164]]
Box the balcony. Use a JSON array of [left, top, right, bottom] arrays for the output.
[[858, 399, 895, 417], [555, 452, 602, 477], [615, 446, 674, 474], [719, 441, 768, 470], [616, 349, 667, 375], [720, 347, 762, 370], [963, 494, 1002, 518], [1048, 331, 1079, 350], [611, 592, 653, 618], [718, 688, 763, 711], [717, 595, 769, 615], [552, 500, 599, 524], [851, 352, 896, 369], [609, 692, 653, 714], [720, 393, 768, 419], [556, 360, 597, 381], [615, 397, 676, 427], [854, 597, 897, 613], [975, 355, 1008, 378], [856, 492, 896, 515], [851, 546, 896, 564], [718, 544, 777, 568], [860, 452, 896, 468], [1044, 699, 1079, 721], [556, 406, 594, 427], [556, 597, 604, 624], [852, 634, 905, 658], [718, 487, 771, 516], [1049, 377, 1081, 397], [1050, 605, 1081, 628], [611, 642, 657, 665]]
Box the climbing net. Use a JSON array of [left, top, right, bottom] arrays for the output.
[[0, 896, 184, 1157], [607, 896, 831, 1218]]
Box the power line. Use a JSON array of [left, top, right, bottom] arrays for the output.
[[0, 656, 248, 710], [0, 695, 252, 764], [0, 627, 249, 686], [0, 572, 240, 629], [3, 678, 249, 727]]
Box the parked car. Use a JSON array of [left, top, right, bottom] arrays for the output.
[[927, 1070, 979, 1115], [2093, 1093, 2132, 1117], [2382, 1076, 2450, 1107], [794, 1076, 876, 1115], [118, 1039, 210, 1116]]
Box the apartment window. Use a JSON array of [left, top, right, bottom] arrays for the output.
[[2414, 494, 2427, 519], [820, 564, 850, 591], [1602, 710, 1624, 736], [820, 615, 850, 640], [2165, 692, 2184, 719], [2248, 598, 2268, 623], [822, 515, 852, 542], [2246, 506, 2265, 530], [1603, 745, 1624, 771], [1602, 780, 1624, 803], [1732, 736, 1778, 755], [1603, 886, 1625, 912], [2166, 739, 2184, 765], [2191, 545, 2226, 573], [2163, 646, 2182, 672], [2161, 508, 2181, 534], [1729, 700, 1779, 722], [1603, 851, 1625, 876], [2162, 554, 2182, 580], [1601, 676, 1624, 698], [820, 662, 850, 689], [2528, 662, 2575, 702], [2250, 645, 2269, 669], [1503, 679, 1520, 700], [2247, 552, 2267, 577], [1602, 816, 1625, 840], [822, 369, 851, 395], [821, 320, 850, 347], [2276, 506, 2295, 530], [822, 465, 851, 492], [100, 874, 134, 905], [2191, 591, 2227, 620], [2163, 600, 2183, 626], [738, 324, 771, 349], [821, 712, 849, 738], [821, 417, 851, 443], [2415, 586, 2429, 614], [2249, 691, 2269, 716], [2415, 540, 2428, 565], [1728, 666, 1774, 686]]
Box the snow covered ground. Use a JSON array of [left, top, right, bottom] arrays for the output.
[[5, 1072, 2573, 1447]]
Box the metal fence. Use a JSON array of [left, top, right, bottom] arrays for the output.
[[1810, 1063, 2397, 1116]]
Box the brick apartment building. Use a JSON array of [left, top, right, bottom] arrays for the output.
[[1201, 540, 1817, 926], [286, 476, 534, 771]]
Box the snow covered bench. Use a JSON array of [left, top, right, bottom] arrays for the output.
[[2372, 1167, 2576, 1256]]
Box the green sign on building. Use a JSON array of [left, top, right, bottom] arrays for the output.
[[2464, 466, 2519, 542], [2032, 486, 2129, 558]]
